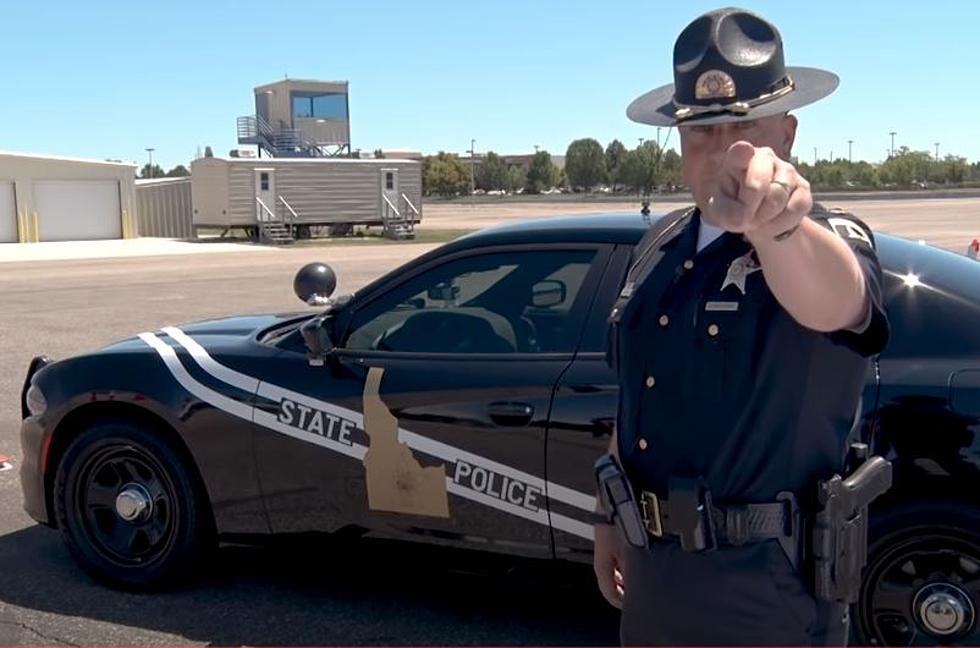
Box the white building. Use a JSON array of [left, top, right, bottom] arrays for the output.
[[0, 151, 137, 243]]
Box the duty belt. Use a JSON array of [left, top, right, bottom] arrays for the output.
[[639, 486, 801, 564]]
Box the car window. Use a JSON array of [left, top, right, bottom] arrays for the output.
[[345, 249, 597, 354]]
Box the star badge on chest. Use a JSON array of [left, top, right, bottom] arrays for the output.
[[721, 251, 762, 295]]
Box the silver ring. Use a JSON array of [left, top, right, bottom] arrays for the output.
[[771, 180, 794, 195]]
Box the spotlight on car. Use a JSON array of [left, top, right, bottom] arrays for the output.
[[294, 262, 337, 306]]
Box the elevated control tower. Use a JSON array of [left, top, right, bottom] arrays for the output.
[[237, 79, 351, 157]]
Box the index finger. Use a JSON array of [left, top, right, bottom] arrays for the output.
[[719, 141, 756, 200]]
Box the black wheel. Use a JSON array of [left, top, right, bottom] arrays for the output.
[[856, 501, 980, 646], [54, 420, 214, 590]]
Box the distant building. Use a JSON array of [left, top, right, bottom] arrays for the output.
[[237, 79, 351, 158], [0, 151, 137, 243], [367, 150, 424, 161]]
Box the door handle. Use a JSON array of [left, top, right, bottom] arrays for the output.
[[487, 401, 535, 426]]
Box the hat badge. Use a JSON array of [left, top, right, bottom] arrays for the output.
[[694, 70, 737, 100]]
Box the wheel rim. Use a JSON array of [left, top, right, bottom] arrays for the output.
[[859, 530, 980, 646], [73, 444, 179, 568]]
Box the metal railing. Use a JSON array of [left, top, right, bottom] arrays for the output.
[[382, 194, 401, 219], [401, 193, 420, 218], [255, 197, 278, 222], [278, 195, 300, 224], [238, 114, 325, 158]]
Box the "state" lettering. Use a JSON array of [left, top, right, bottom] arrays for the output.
[[278, 398, 354, 446]]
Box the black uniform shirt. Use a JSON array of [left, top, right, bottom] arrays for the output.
[[614, 206, 889, 503]]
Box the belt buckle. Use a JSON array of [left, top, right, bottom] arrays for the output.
[[641, 491, 664, 537]]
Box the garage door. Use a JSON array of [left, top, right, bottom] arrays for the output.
[[0, 182, 16, 243], [34, 180, 121, 241]]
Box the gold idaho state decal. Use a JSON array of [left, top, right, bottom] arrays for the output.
[[362, 367, 450, 518]]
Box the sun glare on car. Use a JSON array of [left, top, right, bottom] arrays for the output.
[[902, 272, 922, 288]]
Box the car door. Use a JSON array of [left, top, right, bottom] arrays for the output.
[[254, 242, 611, 557], [545, 244, 632, 561]]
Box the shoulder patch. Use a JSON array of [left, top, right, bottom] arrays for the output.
[[827, 216, 873, 246]]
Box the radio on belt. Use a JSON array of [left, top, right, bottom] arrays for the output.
[[594, 454, 648, 548]]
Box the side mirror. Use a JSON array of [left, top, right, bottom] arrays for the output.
[[531, 280, 566, 308], [294, 262, 337, 306], [300, 315, 335, 367]]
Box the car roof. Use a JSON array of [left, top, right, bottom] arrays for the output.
[[442, 210, 980, 292], [449, 211, 654, 248]]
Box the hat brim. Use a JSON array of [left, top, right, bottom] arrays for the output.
[[626, 66, 839, 127]]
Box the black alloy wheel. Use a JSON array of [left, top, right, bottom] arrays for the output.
[[54, 421, 213, 589], [856, 502, 980, 646]]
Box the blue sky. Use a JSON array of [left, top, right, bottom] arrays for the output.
[[3, 1, 978, 170]]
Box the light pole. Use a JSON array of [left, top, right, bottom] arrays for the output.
[[935, 142, 940, 161], [813, 147, 817, 165], [889, 131, 896, 157], [848, 140, 853, 164], [145, 147, 155, 178], [469, 139, 476, 207], [830, 150, 834, 163]]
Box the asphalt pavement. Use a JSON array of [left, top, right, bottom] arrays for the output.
[[0, 243, 618, 646]]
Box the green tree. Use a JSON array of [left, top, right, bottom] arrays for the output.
[[660, 149, 683, 189], [848, 161, 879, 188], [621, 142, 661, 195], [555, 166, 567, 191], [507, 165, 527, 193], [138, 164, 166, 179], [940, 155, 969, 184], [605, 139, 628, 191], [423, 152, 470, 197], [475, 151, 509, 191], [166, 165, 190, 177], [879, 147, 933, 187], [373, 148, 385, 159], [525, 150, 556, 194], [565, 138, 607, 193]]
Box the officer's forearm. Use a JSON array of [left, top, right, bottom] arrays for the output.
[[749, 217, 867, 332]]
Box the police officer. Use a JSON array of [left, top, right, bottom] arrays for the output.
[[593, 7, 890, 646]]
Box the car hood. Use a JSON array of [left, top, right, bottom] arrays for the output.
[[98, 312, 313, 354]]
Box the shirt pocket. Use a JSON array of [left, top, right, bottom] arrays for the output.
[[697, 285, 771, 397]]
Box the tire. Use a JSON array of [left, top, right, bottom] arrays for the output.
[[53, 420, 214, 590], [854, 500, 980, 646]]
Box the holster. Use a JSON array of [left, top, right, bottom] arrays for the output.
[[809, 443, 893, 603]]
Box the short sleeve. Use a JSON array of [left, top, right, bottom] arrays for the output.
[[811, 209, 890, 357]]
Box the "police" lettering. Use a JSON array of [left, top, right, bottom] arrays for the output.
[[278, 399, 354, 446], [452, 460, 542, 512]]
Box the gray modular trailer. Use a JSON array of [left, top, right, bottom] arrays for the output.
[[191, 157, 421, 237]]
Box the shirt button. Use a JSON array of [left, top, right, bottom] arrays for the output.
[[638, 438, 649, 451], [645, 376, 656, 388], [708, 324, 720, 337], [683, 259, 695, 270], [658, 315, 670, 327]]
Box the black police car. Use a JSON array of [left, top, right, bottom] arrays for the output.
[[19, 213, 980, 646]]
